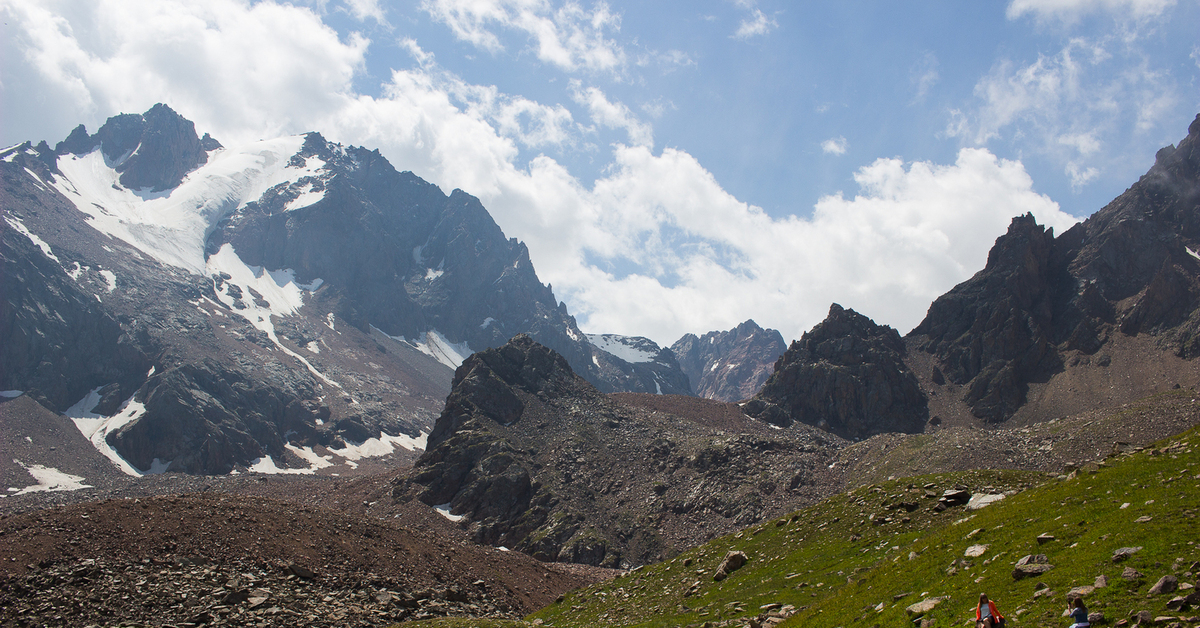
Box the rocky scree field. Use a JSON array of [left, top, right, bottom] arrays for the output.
[[0, 491, 613, 627]]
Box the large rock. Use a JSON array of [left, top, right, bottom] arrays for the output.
[[743, 304, 927, 439], [905, 596, 946, 617], [1149, 575, 1179, 595], [712, 551, 748, 581]]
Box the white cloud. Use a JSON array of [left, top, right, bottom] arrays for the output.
[[636, 48, 695, 72], [1007, 0, 1176, 22], [947, 35, 1182, 191], [733, 8, 776, 39], [821, 136, 848, 155], [343, 0, 387, 24], [555, 147, 1077, 343], [0, 0, 368, 149], [1057, 131, 1101, 154], [1066, 161, 1100, 189], [911, 52, 940, 102], [420, 0, 626, 73], [569, 80, 653, 147], [3, 0, 1082, 348]]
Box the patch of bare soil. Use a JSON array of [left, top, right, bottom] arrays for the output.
[[0, 492, 614, 627], [608, 393, 753, 431]]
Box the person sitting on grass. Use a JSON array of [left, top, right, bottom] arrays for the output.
[[976, 593, 1005, 628], [1067, 597, 1089, 628]]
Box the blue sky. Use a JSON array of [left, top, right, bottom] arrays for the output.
[[2, 0, 1198, 345]]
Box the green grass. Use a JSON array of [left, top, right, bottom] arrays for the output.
[[528, 427, 1200, 628], [392, 620, 534, 628]]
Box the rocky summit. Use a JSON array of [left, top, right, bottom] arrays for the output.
[[671, 319, 786, 402], [743, 304, 927, 440], [394, 334, 844, 568]]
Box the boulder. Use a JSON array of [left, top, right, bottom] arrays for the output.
[[1068, 585, 1096, 600], [1149, 575, 1179, 595], [1123, 566, 1145, 580], [905, 596, 946, 617], [1014, 555, 1052, 580], [1014, 563, 1054, 579], [713, 551, 748, 581], [965, 544, 990, 558], [1113, 547, 1143, 562], [940, 489, 971, 507]]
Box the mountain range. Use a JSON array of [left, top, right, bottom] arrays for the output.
[[1, 104, 738, 476], [2, 106, 1200, 627]]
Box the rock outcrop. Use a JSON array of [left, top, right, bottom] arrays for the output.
[[908, 214, 1065, 421], [743, 304, 927, 440], [672, 320, 786, 402], [396, 335, 843, 567]]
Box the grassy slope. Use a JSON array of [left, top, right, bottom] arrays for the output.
[[523, 427, 1199, 628]]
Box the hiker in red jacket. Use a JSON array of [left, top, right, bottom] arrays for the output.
[[976, 593, 1004, 628]]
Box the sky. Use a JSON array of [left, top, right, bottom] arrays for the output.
[[2, 0, 1198, 346]]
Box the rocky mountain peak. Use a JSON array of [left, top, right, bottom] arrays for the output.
[[743, 304, 927, 439], [671, 319, 786, 402], [426, 334, 595, 449], [460, 333, 579, 397], [908, 113, 1200, 423], [56, 103, 212, 192]]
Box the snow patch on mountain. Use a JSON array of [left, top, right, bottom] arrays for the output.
[[285, 443, 334, 471], [49, 136, 315, 273], [433, 503, 464, 522], [586, 333, 660, 363], [9, 461, 92, 495], [5, 215, 61, 264], [98, 269, 117, 292], [328, 431, 429, 466], [65, 387, 168, 477], [206, 243, 339, 388], [247, 455, 311, 475], [375, 327, 472, 369]]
